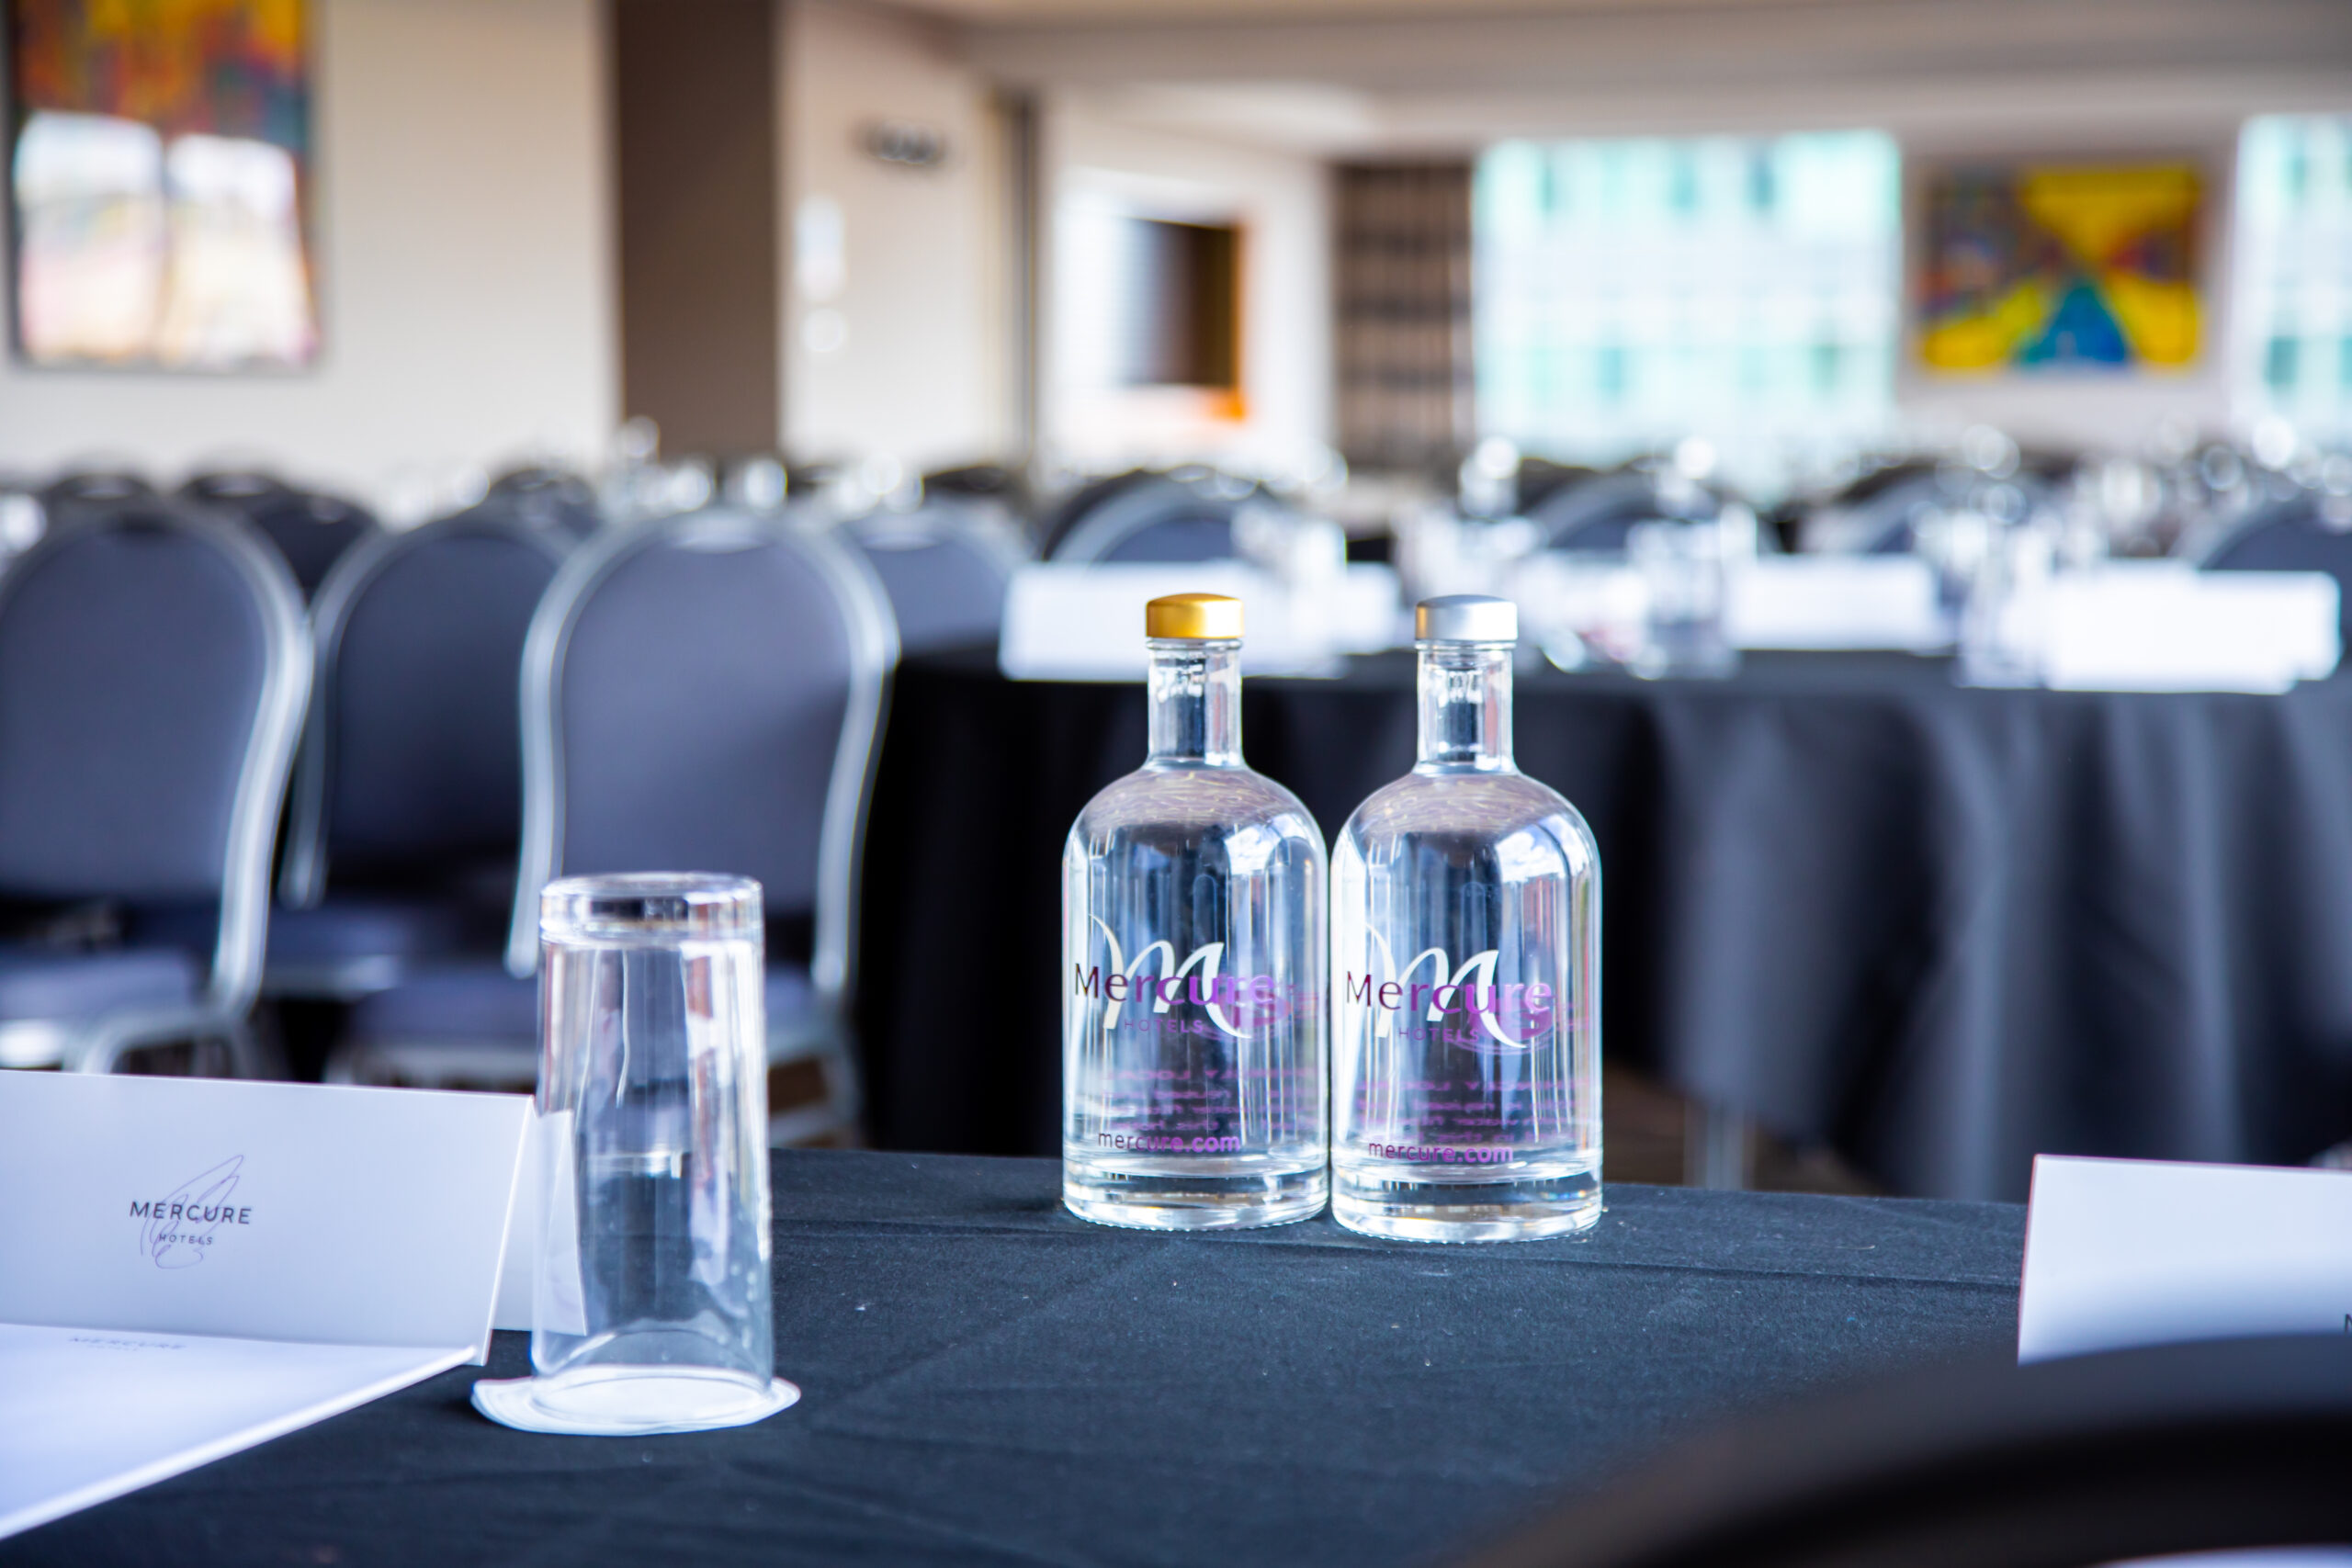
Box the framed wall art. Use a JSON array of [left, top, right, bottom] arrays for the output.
[[7, 0, 316, 370], [1916, 161, 2202, 376]]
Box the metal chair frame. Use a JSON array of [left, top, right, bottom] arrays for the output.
[[338, 509, 897, 1144], [0, 508, 310, 1074], [272, 508, 571, 998], [280, 512, 570, 908], [846, 501, 1030, 648], [1046, 474, 1254, 564]]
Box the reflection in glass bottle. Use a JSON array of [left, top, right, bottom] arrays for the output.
[[1332, 595, 1601, 1241], [1063, 594, 1328, 1229]]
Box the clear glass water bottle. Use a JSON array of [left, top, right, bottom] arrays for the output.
[[1063, 593, 1328, 1228], [1332, 595, 1601, 1241]]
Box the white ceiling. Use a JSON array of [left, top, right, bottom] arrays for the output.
[[933, 0, 2352, 154]]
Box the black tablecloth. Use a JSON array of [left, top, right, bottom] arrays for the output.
[[11, 1149, 2023, 1568], [858, 649, 2352, 1200]]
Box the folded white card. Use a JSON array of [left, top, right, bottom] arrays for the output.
[[2018, 1155, 2352, 1362], [0, 1072, 530, 1358], [2041, 565, 2340, 693], [0, 1323, 468, 1540], [1726, 557, 1945, 651], [0, 1073, 531, 1540]]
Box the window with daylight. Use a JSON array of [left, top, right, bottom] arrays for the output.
[[1474, 130, 1900, 487], [2236, 115, 2352, 438]]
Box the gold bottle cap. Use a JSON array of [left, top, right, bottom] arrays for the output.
[[1145, 593, 1243, 640]]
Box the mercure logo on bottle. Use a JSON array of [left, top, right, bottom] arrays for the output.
[[1073, 917, 1276, 1040], [1342, 933, 1554, 1052]]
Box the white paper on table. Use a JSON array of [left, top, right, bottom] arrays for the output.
[[1725, 557, 1945, 651], [999, 562, 1399, 680], [0, 1323, 467, 1540], [2018, 1155, 2352, 1362], [0, 1073, 531, 1540], [2041, 564, 2340, 693]]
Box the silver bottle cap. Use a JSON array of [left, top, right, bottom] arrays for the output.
[[1415, 594, 1518, 644]]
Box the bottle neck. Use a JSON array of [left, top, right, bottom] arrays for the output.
[[1417, 641, 1514, 771], [1147, 639, 1242, 766]]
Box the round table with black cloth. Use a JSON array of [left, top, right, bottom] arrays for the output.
[[856, 649, 2352, 1201], [9, 1149, 2024, 1568]]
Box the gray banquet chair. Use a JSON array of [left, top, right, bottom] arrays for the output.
[[335, 509, 898, 1145], [488, 465, 603, 540], [2200, 493, 2352, 651], [267, 502, 573, 998], [847, 502, 1027, 653], [181, 470, 379, 597], [1046, 471, 1258, 563], [0, 503, 307, 1075]]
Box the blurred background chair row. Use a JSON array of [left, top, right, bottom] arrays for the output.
[[0, 502, 306, 1077], [0, 471, 1026, 1144]]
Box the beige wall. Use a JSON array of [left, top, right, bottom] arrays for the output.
[[0, 0, 615, 512], [781, 0, 1004, 468], [1042, 94, 1333, 473], [974, 0, 2352, 458]]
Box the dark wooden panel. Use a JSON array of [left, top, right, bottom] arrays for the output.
[[613, 0, 780, 457]]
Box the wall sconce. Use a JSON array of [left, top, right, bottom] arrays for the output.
[[860, 120, 949, 170]]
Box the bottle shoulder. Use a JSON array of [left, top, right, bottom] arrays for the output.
[[1339, 769, 1596, 865], [1069, 763, 1325, 850]]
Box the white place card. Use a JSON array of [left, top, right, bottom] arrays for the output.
[[2018, 1155, 2352, 1362], [1000, 562, 1400, 680], [2042, 565, 2339, 693], [0, 1072, 531, 1540], [0, 1071, 531, 1359], [1726, 557, 1945, 652]]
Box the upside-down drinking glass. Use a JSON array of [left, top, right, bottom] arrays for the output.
[[471, 873, 797, 1436]]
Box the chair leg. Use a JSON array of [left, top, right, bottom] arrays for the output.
[[1685, 1099, 1754, 1190], [72, 1010, 266, 1078], [766, 1024, 863, 1147]]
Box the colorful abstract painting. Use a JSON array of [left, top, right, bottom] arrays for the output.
[[7, 0, 316, 368], [1917, 163, 2201, 375]]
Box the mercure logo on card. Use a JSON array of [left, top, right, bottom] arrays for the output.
[[128, 1155, 254, 1269]]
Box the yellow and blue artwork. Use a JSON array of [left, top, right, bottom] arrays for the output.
[[1918, 164, 2201, 374]]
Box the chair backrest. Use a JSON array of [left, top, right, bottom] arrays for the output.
[[0, 503, 307, 1009], [489, 466, 602, 539], [507, 510, 898, 1009], [39, 469, 153, 514], [849, 504, 1026, 654], [1528, 469, 1719, 554], [1047, 474, 1254, 564], [1457, 1336, 2352, 1568], [2200, 495, 2352, 648], [280, 502, 572, 907], [183, 474, 379, 595]]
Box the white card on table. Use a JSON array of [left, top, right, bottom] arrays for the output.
[[2041, 565, 2340, 693], [0, 1072, 530, 1359], [0, 1073, 531, 1541], [2018, 1154, 2352, 1362], [0, 1323, 468, 1540], [1726, 557, 1944, 651]]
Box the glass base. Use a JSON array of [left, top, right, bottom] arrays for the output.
[[1331, 1160, 1601, 1243], [1063, 1157, 1327, 1231], [472, 1364, 798, 1436]]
